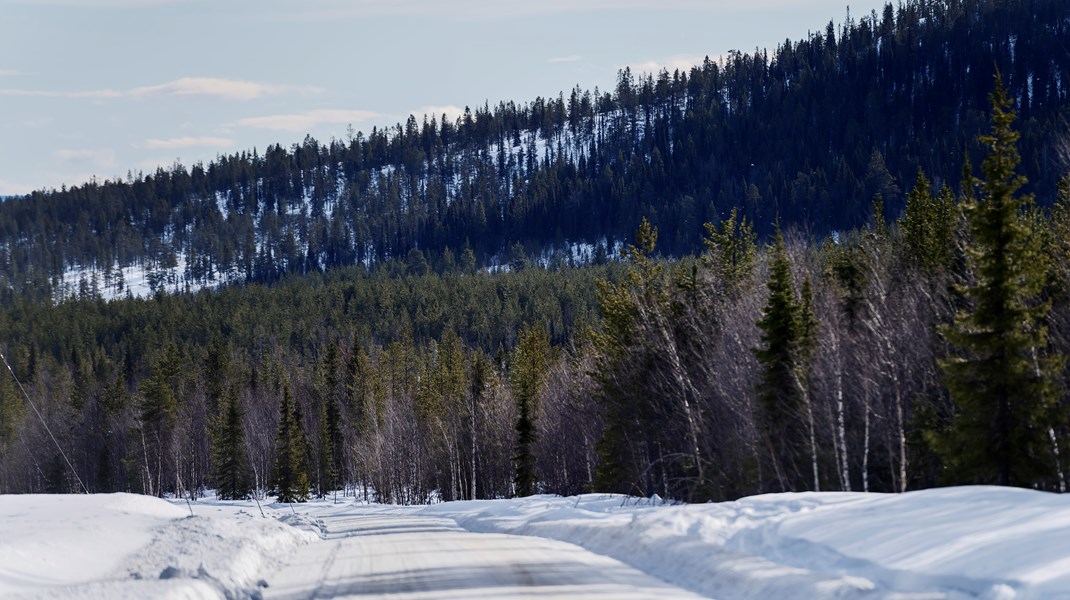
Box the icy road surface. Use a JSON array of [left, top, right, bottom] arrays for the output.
[[264, 507, 705, 599]]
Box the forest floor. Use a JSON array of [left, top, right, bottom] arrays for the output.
[[1, 486, 1068, 599]]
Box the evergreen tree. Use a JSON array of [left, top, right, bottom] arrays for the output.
[[593, 218, 664, 494], [938, 74, 1065, 488], [510, 322, 552, 496], [702, 208, 757, 288], [316, 343, 343, 497], [272, 383, 310, 503], [753, 232, 809, 491], [137, 343, 181, 497], [212, 394, 252, 500], [901, 170, 957, 274]]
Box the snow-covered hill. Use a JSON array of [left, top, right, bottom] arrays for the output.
[[1, 487, 1068, 599]]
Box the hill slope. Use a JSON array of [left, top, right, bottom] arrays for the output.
[[2, 0, 1068, 302]]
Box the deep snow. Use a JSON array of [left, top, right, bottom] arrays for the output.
[[1, 486, 1067, 599]]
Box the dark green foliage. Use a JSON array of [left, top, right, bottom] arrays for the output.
[[316, 343, 343, 497], [272, 384, 310, 503], [938, 75, 1064, 487], [593, 219, 664, 495], [702, 208, 757, 290], [510, 323, 552, 497], [902, 170, 958, 274], [754, 233, 811, 491], [212, 394, 252, 500]]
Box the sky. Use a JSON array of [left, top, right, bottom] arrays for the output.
[[0, 0, 891, 196]]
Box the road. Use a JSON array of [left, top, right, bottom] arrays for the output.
[[264, 507, 707, 599]]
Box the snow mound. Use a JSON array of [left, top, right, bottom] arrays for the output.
[[0, 493, 316, 599], [420, 487, 1070, 600]]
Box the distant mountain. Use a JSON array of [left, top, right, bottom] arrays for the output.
[[2, 0, 1068, 302]]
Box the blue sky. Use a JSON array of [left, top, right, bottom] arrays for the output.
[[0, 0, 890, 195]]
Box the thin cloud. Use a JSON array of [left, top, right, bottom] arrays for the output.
[[129, 77, 321, 101], [0, 69, 21, 77], [625, 54, 707, 75], [52, 148, 117, 170], [237, 109, 381, 132], [0, 77, 318, 101], [0, 88, 122, 98], [413, 105, 467, 123], [0, 0, 202, 6], [285, 0, 817, 20], [139, 136, 235, 150], [548, 55, 582, 64], [0, 179, 36, 196]]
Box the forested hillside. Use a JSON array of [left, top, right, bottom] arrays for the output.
[[2, 0, 1070, 502], [2, 0, 1069, 302]]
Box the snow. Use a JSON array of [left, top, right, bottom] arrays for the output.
[[0, 492, 316, 599], [2, 487, 1069, 599]]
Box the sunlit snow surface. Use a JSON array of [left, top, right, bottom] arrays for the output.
[[1, 487, 1068, 599]]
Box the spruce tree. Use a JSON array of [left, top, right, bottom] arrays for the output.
[[212, 394, 252, 500], [510, 322, 552, 496], [753, 232, 809, 491], [272, 383, 310, 503], [316, 342, 343, 497], [939, 74, 1064, 488]]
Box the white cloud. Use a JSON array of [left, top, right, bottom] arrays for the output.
[[129, 77, 321, 101], [139, 136, 235, 149], [625, 54, 707, 75], [548, 55, 582, 64], [0, 69, 20, 77], [237, 109, 380, 132], [413, 105, 467, 123], [52, 148, 117, 170]]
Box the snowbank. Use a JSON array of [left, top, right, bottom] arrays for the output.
[[420, 487, 1070, 600], [4, 487, 1068, 599], [0, 493, 316, 599]]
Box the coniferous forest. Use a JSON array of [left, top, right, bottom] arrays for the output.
[[2, 0, 1070, 502]]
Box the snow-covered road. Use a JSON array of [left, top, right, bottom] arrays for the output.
[[5, 487, 1070, 599], [264, 508, 705, 599]]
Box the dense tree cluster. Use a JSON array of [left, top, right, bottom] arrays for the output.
[[2, 0, 1068, 304], [0, 265, 605, 498]]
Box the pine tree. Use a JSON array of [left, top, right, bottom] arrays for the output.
[[212, 394, 252, 500], [510, 322, 552, 496], [272, 383, 310, 503], [938, 74, 1065, 488]]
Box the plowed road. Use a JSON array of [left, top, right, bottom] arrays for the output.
[[264, 510, 706, 599]]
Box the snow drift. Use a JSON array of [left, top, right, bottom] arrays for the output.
[[1, 486, 1067, 599]]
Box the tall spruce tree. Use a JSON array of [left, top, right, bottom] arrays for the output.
[[753, 232, 810, 491], [510, 322, 552, 497], [272, 383, 310, 503], [212, 394, 252, 500], [939, 74, 1064, 488], [316, 342, 343, 498]]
